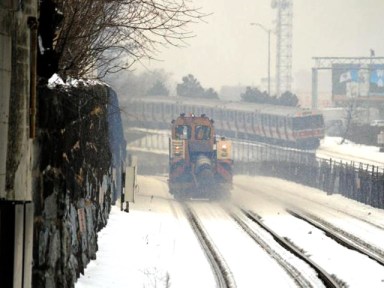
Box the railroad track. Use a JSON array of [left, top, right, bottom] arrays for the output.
[[231, 207, 340, 288], [235, 180, 384, 232], [184, 201, 340, 287], [287, 208, 384, 267], [183, 203, 236, 288]]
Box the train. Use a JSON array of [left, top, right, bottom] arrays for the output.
[[126, 96, 325, 149], [168, 113, 233, 200]]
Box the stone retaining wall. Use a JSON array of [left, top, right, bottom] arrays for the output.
[[33, 83, 123, 287]]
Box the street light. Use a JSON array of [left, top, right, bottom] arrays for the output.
[[250, 22, 271, 96]]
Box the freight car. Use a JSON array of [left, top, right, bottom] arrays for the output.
[[168, 113, 233, 200], [126, 96, 325, 149]]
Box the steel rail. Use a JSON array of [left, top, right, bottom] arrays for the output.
[[243, 209, 341, 288], [287, 209, 384, 267], [229, 209, 314, 287], [183, 204, 236, 288]]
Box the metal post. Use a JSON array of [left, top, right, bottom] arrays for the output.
[[250, 23, 272, 96], [312, 68, 318, 109], [267, 30, 271, 97], [120, 162, 125, 211]]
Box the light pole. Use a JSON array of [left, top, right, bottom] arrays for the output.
[[250, 23, 271, 96]]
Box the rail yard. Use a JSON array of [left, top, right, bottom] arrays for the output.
[[77, 174, 384, 288], [95, 109, 384, 287]]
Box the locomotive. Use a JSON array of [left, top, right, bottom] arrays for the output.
[[126, 96, 325, 149], [168, 113, 233, 200]]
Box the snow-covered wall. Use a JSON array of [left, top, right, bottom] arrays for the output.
[[33, 82, 126, 287]]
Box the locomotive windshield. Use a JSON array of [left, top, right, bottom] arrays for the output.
[[195, 125, 211, 140], [175, 125, 191, 139], [292, 115, 324, 130]]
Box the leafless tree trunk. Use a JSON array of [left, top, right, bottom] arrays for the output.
[[53, 0, 205, 79], [340, 99, 360, 144]]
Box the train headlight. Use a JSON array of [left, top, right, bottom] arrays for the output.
[[220, 144, 228, 157], [171, 140, 185, 158], [174, 146, 182, 156], [217, 140, 231, 159]]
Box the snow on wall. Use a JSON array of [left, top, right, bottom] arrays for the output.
[[33, 82, 125, 287]]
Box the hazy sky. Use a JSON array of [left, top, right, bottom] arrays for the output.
[[141, 0, 384, 93]]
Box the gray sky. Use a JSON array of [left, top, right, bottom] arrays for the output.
[[141, 0, 384, 93]]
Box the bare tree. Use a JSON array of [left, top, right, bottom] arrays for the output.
[[340, 98, 363, 144], [52, 0, 205, 79]]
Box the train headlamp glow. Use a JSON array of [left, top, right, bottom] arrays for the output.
[[172, 140, 184, 158], [174, 145, 181, 156], [220, 143, 228, 157]]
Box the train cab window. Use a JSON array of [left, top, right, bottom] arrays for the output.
[[176, 125, 191, 140], [195, 125, 211, 140], [311, 115, 324, 128], [293, 115, 324, 130], [292, 117, 306, 130]]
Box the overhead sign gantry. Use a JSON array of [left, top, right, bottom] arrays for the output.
[[312, 56, 384, 109]]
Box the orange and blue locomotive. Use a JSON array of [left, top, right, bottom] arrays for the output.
[[168, 113, 233, 200]]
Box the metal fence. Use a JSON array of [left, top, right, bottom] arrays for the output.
[[235, 144, 384, 209]]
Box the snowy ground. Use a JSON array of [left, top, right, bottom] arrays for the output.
[[76, 174, 384, 288], [76, 177, 217, 288], [232, 176, 384, 287], [317, 137, 384, 169], [76, 138, 384, 287]]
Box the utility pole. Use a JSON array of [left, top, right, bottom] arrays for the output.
[[250, 23, 272, 96]]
